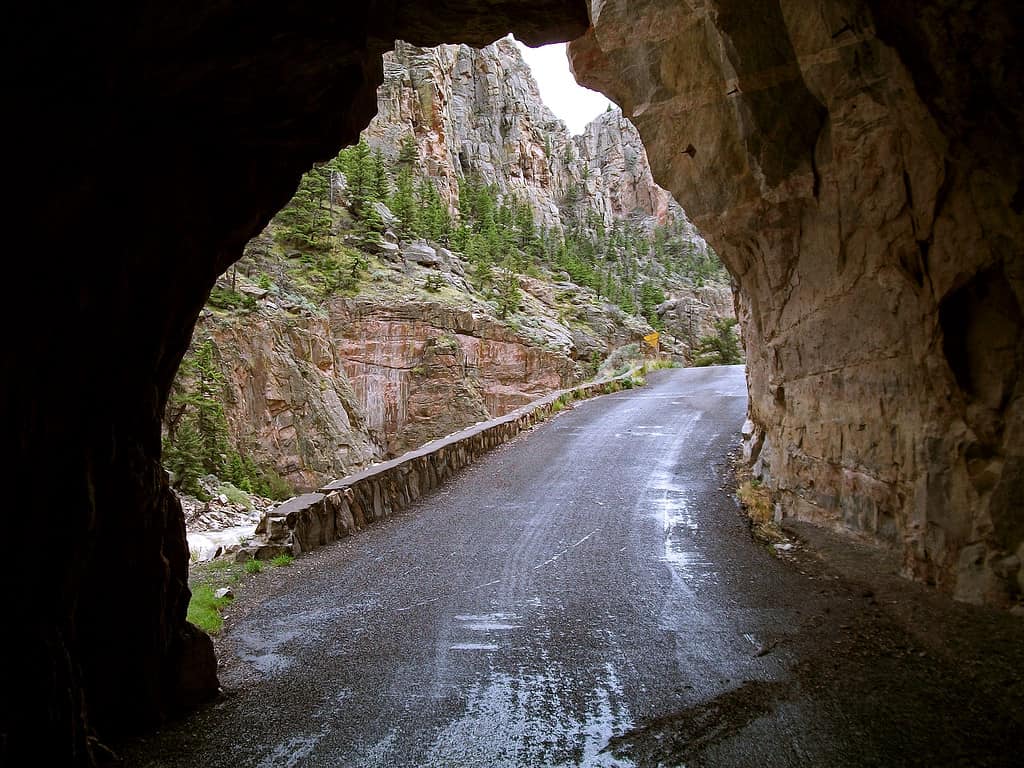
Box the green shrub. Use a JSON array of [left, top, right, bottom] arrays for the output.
[[223, 452, 294, 501], [423, 273, 444, 292], [257, 469, 294, 501], [692, 318, 743, 366], [208, 286, 257, 312]]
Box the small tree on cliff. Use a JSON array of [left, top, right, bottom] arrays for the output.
[[693, 317, 743, 366], [339, 140, 376, 215], [495, 259, 522, 319], [273, 164, 331, 251], [397, 134, 419, 168], [417, 177, 451, 243], [389, 165, 419, 239], [371, 148, 391, 201]]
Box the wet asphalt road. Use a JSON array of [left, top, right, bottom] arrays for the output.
[[122, 365, 1023, 767]]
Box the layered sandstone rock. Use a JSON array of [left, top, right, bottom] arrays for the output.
[[570, 0, 1024, 604], [198, 310, 380, 490], [331, 298, 577, 456]]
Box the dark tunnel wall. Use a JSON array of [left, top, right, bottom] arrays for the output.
[[1, 2, 587, 763]]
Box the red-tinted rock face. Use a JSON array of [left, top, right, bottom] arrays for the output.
[[570, 0, 1023, 604], [332, 300, 575, 455], [199, 312, 380, 490]]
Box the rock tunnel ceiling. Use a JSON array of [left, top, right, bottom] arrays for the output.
[[2, 0, 1021, 763]]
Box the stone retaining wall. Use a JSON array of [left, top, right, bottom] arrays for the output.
[[235, 372, 640, 561]]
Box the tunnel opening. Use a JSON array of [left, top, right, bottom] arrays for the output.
[[173, 33, 737, 565], [3, 0, 1023, 764]]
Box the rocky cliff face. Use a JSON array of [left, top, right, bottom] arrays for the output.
[[364, 38, 708, 243], [188, 245, 657, 489], [570, 0, 1024, 605], [332, 298, 577, 456], [200, 310, 380, 489], [657, 284, 736, 350]]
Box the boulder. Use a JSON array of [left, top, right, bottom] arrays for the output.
[[238, 285, 269, 299], [372, 200, 398, 227], [402, 241, 441, 266]]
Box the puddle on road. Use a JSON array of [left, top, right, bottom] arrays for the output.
[[425, 662, 635, 767], [652, 485, 718, 587], [235, 625, 304, 676], [254, 732, 325, 768], [448, 613, 521, 652], [235, 599, 380, 679], [455, 613, 523, 631]]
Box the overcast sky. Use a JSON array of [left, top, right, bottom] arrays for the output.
[[514, 39, 614, 135]]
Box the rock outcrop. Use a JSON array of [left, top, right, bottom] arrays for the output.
[[200, 310, 380, 489], [570, 0, 1024, 604], [364, 38, 709, 243], [656, 283, 737, 354], [331, 298, 576, 456]]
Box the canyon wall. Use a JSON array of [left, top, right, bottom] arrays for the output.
[[364, 38, 708, 244], [331, 299, 576, 457], [202, 311, 380, 490], [570, 0, 1024, 604]]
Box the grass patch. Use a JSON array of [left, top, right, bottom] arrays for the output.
[[217, 482, 253, 510], [643, 357, 682, 373], [735, 460, 783, 543], [244, 558, 263, 574], [186, 584, 233, 634], [738, 479, 772, 526], [270, 553, 295, 567], [208, 285, 257, 313]]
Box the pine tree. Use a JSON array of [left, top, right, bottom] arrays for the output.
[[514, 200, 536, 250], [342, 140, 375, 215], [496, 259, 522, 319], [273, 164, 332, 251], [418, 178, 450, 242], [191, 339, 231, 474], [162, 339, 232, 496], [466, 234, 493, 290], [694, 318, 743, 366], [397, 134, 418, 168], [389, 165, 419, 239], [371, 148, 391, 201]]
